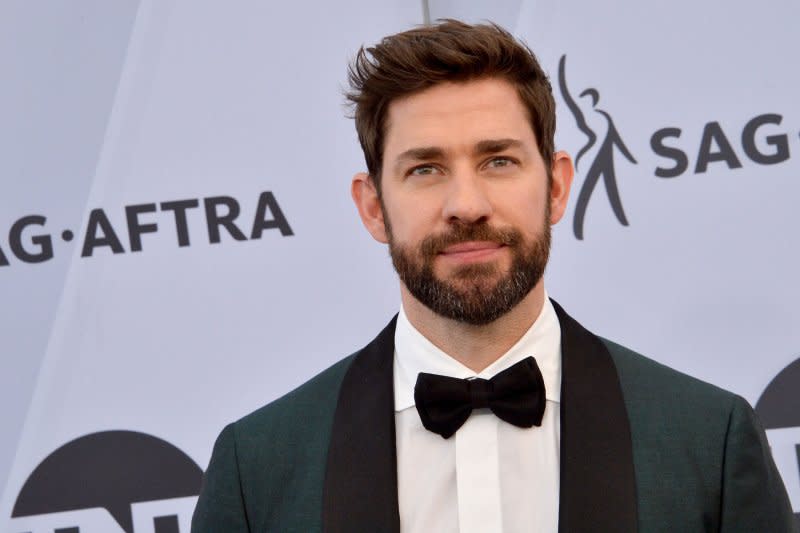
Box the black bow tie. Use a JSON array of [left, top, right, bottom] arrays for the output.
[[413, 356, 546, 439]]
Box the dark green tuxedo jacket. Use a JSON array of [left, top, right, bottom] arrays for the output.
[[192, 301, 796, 532]]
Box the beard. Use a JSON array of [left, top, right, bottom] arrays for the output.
[[387, 218, 551, 326]]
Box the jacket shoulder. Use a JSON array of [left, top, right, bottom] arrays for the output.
[[235, 352, 356, 436], [600, 338, 795, 532], [230, 353, 356, 531], [601, 337, 738, 446], [602, 337, 735, 409]]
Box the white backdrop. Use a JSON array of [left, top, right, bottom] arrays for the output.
[[2, 1, 798, 531]]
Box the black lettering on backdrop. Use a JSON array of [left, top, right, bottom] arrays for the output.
[[204, 196, 247, 244], [5, 190, 292, 265], [125, 203, 158, 252], [651, 117, 793, 178], [742, 114, 790, 165], [9, 215, 53, 263], [651, 128, 689, 178], [695, 121, 743, 173], [555, 53, 797, 238], [160, 199, 199, 247], [81, 209, 125, 257], [251, 192, 294, 238]]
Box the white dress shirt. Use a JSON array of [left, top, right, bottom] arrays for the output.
[[394, 296, 562, 533]]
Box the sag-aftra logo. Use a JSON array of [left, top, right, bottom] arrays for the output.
[[0, 190, 292, 267], [9, 431, 202, 533], [558, 55, 797, 240]]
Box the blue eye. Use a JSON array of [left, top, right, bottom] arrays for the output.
[[409, 165, 438, 176], [488, 157, 514, 168]]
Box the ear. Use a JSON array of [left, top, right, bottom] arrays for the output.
[[548, 151, 574, 225], [351, 172, 389, 243]]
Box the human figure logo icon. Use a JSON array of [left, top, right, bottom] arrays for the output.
[[558, 55, 637, 240]]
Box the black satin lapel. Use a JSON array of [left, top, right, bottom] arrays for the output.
[[553, 300, 638, 533], [323, 316, 400, 533]]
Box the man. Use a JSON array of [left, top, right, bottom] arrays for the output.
[[192, 20, 795, 533]]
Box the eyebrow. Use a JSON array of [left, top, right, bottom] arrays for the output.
[[473, 138, 524, 155], [393, 138, 524, 173]]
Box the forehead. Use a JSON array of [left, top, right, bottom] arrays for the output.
[[382, 78, 535, 163]]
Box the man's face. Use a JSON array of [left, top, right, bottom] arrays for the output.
[[356, 77, 570, 325]]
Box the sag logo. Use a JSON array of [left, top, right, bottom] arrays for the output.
[[756, 357, 800, 526], [558, 55, 636, 241], [557, 55, 796, 240], [0, 190, 293, 267], [10, 431, 202, 533]]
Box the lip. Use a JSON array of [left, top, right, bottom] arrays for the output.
[[439, 241, 505, 262]]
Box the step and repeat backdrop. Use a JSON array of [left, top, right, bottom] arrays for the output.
[[2, 0, 797, 531]]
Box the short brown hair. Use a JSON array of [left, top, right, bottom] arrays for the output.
[[346, 19, 555, 192]]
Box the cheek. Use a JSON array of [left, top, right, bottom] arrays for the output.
[[496, 188, 547, 223], [384, 196, 440, 238], [397, 220, 432, 247]]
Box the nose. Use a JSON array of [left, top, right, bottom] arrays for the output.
[[441, 170, 493, 224]]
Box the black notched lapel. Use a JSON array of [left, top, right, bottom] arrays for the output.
[[323, 302, 638, 532], [322, 317, 401, 533], [553, 300, 638, 533]]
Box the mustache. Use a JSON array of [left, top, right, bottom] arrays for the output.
[[419, 223, 521, 258]]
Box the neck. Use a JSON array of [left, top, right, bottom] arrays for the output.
[[400, 282, 546, 372]]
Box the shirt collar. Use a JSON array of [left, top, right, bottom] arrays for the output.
[[393, 293, 562, 412]]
